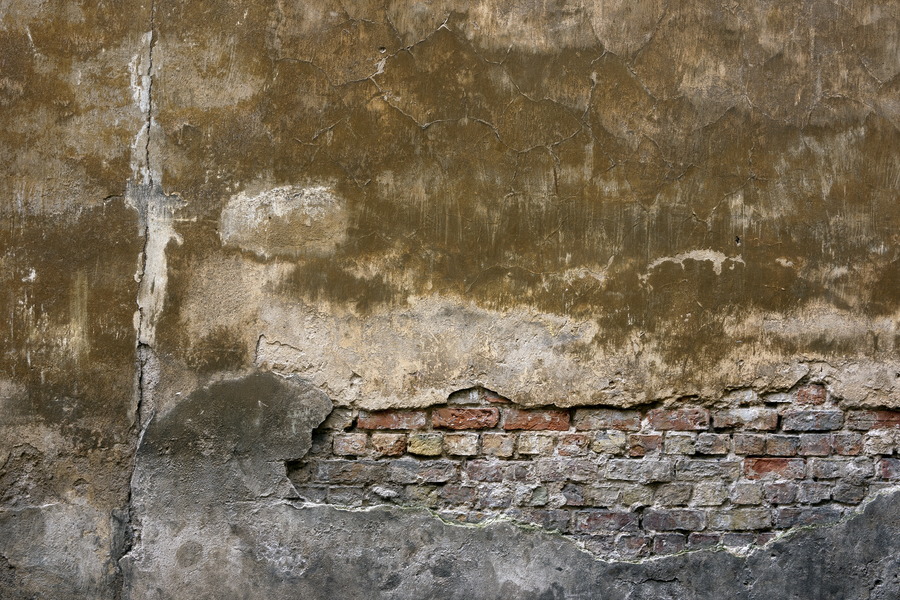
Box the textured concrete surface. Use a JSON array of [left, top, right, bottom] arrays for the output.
[[1, 0, 898, 597]]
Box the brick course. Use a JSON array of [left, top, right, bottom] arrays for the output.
[[290, 387, 900, 560]]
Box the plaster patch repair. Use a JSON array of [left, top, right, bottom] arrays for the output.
[[220, 185, 349, 259]]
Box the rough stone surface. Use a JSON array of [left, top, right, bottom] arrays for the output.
[[2, 0, 899, 597]]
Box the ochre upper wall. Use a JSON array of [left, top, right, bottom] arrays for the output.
[[143, 0, 899, 407]]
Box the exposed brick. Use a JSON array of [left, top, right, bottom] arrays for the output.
[[628, 434, 663, 457], [562, 483, 585, 506], [507, 508, 570, 533], [809, 457, 873, 480], [388, 459, 458, 484], [655, 483, 692, 506], [465, 460, 506, 482], [320, 408, 356, 430], [782, 409, 844, 431], [444, 433, 479, 456], [476, 484, 513, 509], [763, 482, 798, 504], [371, 433, 407, 457], [316, 459, 385, 485], [616, 535, 651, 559], [864, 430, 896, 455], [709, 508, 772, 530], [653, 533, 687, 554], [533, 458, 597, 482], [439, 484, 476, 505], [573, 510, 639, 533], [765, 435, 799, 456], [798, 434, 832, 456], [516, 433, 555, 455], [520, 485, 549, 507], [607, 459, 674, 482], [832, 482, 866, 503], [647, 407, 710, 431], [775, 506, 842, 528], [730, 482, 763, 505], [663, 433, 696, 455], [481, 433, 515, 458], [832, 433, 863, 456], [408, 432, 443, 456], [332, 433, 368, 456], [592, 431, 627, 455], [744, 458, 806, 480], [687, 533, 720, 549], [797, 482, 832, 504], [503, 408, 570, 431], [357, 410, 427, 430], [712, 408, 778, 431], [619, 484, 654, 506], [733, 434, 766, 455], [691, 482, 727, 506], [796, 384, 827, 405], [402, 485, 439, 508], [675, 459, 742, 481], [695, 433, 730, 455], [573, 408, 641, 431], [847, 410, 900, 430], [432, 407, 499, 430], [643, 509, 706, 531], [584, 486, 621, 507], [557, 433, 592, 456], [878, 457, 900, 480]]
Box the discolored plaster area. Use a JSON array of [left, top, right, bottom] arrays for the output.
[[0, 1, 148, 597], [150, 0, 900, 408], [1, 0, 900, 598]]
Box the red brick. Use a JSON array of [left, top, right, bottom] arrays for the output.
[[643, 509, 706, 531], [879, 458, 900, 480], [371, 433, 406, 457], [557, 433, 592, 456], [744, 458, 806, 480], [798, 434, 832, 456], [648, 408, 709, 431], [332, 433, 367, 456], [847, 410, 900, 430], [573, 409, 641, 431], [432, 407, 499, 430], [503, 408, 570, 431], [628, 434, 662, 457], [357, 410, 427, 430], [832, 433, 863, 455], [796, 384, 827, 405]]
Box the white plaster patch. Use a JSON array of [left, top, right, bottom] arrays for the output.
[[640, 249, 745, 284], [220, 185, 348, 258]]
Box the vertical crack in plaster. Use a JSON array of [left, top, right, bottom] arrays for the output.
[[119, 1, 182, 593]]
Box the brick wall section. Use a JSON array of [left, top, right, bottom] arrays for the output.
[[290, 384, 900, 560]]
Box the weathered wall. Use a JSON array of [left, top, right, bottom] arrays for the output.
[[1, 0, 898, 598]]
